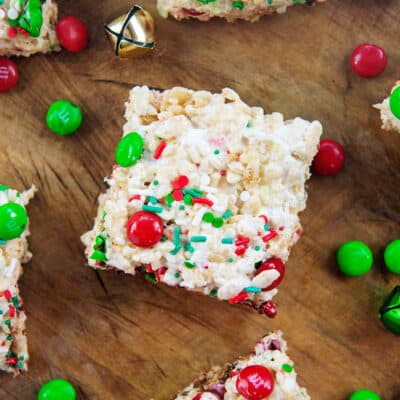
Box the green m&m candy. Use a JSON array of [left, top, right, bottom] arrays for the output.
[[0, 202, 28, 240], [389, 86, 400, 120], [115, 132, 144, 167], [46, 100, 82, 136], [379, 285, 400, 335], [336, 241, 373, 276], [38, 379, 76, 400], [384, 239, 400, 274], [349, 389, 381, 400]]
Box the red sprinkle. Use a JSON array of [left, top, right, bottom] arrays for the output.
[[229, 291, 248, 305], [155, 267, 167, 282], [192, 197, 214, 207], [229, 370, 239, 377], [4, 290, 12, 301], [183, 8, 204, 16], [235, 246, 247, 256], [259, 215, 268, 224], [154, 141, 167, 160], [235, 235, 250, 247], [129, 194, 142, 202], [6, 357, 17, 364], [172, 175, 189, 190], [146, 264, 154, 273], [172, 190, 184, 201], [278, 226, 285, 231], [262, 230, 278, 243], [220, 170, 226, 176], [262, 300, 277, 318], [9, 305, 15, 318], [7, 27, 17, 38]]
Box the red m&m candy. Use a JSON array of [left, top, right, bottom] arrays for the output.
[[236, 365, 275, 400], [127, 211, 164, 248], [56, 16, 89, 52], [312, 139, 345, 176], [256, 258, 285, 291], [0, 58, 18, 93], [350, 43, 387, 78]]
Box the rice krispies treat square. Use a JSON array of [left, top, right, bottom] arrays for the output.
[[175, 331, 310, 400], [374, 81, 400, 134], [157, 0, 326, 22], [0, 0, 59, 57], [0, 185, 35, 374], [81, 86, 322, 316]]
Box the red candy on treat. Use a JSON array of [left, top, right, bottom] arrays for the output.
[[235, 365, 275, 400], [312, 139, 345, 176], [262, 300, 277, 318], [126, 211, 164, 248], [0, 58, 18, 93], [350, 43, 387, 78], [256, 258, 285, 291], [56, 16, 89, 52]]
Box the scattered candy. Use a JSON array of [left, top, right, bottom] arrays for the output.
[[379, 285, 400, 336], [105, 5, 155, 59], [115, 132, 144, 167], [349, 389, 381, 400], [38, 379, 76, 400], [350, 43, 387, 78], [126, 211, 163, 248], [0, 202, 28, 240], [256, 258, 285, 290], [235, 365, 275, 400], [46, 100, 83, 136], [336, 241, 373, 277], [56, 16, 89, 52], [384, 239, 400, 274], [312, 139, 345, 176], [0, 57, 18, 93], [389, 86, 400, 120]]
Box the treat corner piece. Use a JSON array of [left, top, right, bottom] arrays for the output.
[[156, 0, 327, 22], [0, 0, 60, 57], [0, 185, 34, 374], [174, 331, 310, 399], [83, 85, 322, 316]]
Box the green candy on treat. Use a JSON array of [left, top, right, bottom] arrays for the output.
[[115, 132, 144, 168], [389, 86, 400, 120], [46, 100, 83, 136], [38, 379, 76, 400], [0, 202, 28, 241], [349, 389, 381, 400], [384, 239, 400, 274], [336, 241, 373, 277], [379, 286, 400, 336]]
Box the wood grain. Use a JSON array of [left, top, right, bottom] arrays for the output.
[[0, 0, 399, 399]]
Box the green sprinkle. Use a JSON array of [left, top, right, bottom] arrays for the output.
[[246, 122, 251, 128], [282, 364, 293, 373], [16, 192, 20, 198], [12, 296, 19, 308], [228, 257, 234, 263], [0, 185, 9, 191], [264, 224, 270, 231], [5, 319, 11, 326], [212, 217, 224, 228], [179, 205, 185, 210], [210, 288, 218, 297], [183, 194, 193, 205], [214, 149, 220, 155], [153, 180, 159, 186], [203, 212, 214, 223], [191, 236, 207, 243], [174, 272, 181, 278], [145, 273, 157, 283], [142, 205, 163, 213], [223, 210, 232, 219], [173, 227, 181, 245], [0, 310, 3, 315], [102, 210, 107, 220], [185, 243, 195, 253], [95, 235, 105, 247], [19, 356, 24, 361], [170, 244, 182, 255], [222, 238, 234, 244], [6, 335, 12, 341], [184, 261, 196, 269], [148, 196, 158, 205], [184, 188, 203, 198], [255, 245, 261, 251], [165, 193, 174, 208], [16, 362, 23, 369], [161, 236, 168, 242], [232, 0, 244, 9], [90, 250, 108, 262], [244, 286, 262, 293]]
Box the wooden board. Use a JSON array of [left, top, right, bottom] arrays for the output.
[[0, 0, 399, 398]]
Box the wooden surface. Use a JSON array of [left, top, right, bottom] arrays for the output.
[[0, 0, 399, 399]]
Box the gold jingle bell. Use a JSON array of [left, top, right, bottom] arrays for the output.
[[105, 5, 155, 59]]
